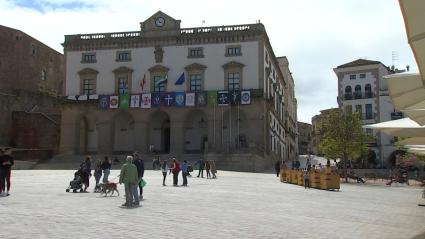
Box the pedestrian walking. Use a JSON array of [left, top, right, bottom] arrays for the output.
[[303, 171, 310, 189], [101, 156, 111, 183], [93, 159, 102, 192], [161, 159, 169, 186], [274, 161, 281, 177], [181, 160, 189, 186], [133, 153, 145, 200], [205, 160, 211, 179], [0, 147, 14, 196], [169, 158, 181, 186], [210, 160, 217, 179], [194, 159, 205, 178], [119, 156, 139, 207]]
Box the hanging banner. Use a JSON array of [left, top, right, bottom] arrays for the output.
[[229, 91, 240, 105], [241, 90, 251, 105], [207, 91, 217, 107], [151, 93, 161, 107], [130, 95, 140, 108], [217, 91, 229, 106], [185, 92, 195, 106], [109, 95, 119, 109], [140, 93, 152, 108], [196, 92, 207, 106], [98, 95, 110, 109], [161, 92, 175, 107], [119, 94, 129, 109], [174, 92, 185, 107]]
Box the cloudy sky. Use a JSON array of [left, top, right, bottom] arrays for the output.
[[0, 0, 417, 123]]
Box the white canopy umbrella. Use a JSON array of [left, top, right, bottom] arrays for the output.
[[388, 1, 425, 125], [398, 137, 425, 145], [363, 117, 425, 137]]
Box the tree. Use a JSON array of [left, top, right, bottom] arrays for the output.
[[319, 110, 369, 182]]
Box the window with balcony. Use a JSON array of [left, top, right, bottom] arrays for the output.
[[354, 85, 362, 99], [365, 104, 373, 119], [113, 66, 133, 95], [344, 86, 352, 100], [82, 79, 96, 95], [78, 68, 98, 95], [189, 74, 202, 91], [228, 72, 240, 91], [355, 105, 362, 115], [365, 84, 372, 98]]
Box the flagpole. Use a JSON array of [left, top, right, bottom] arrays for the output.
[[221, 106, 224, 151], [213, 102, 216, 151], [229, 104, 231, 153], [237, 98, 240, 150]]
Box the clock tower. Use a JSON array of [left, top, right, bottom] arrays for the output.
[[140, 11, 181, 37]]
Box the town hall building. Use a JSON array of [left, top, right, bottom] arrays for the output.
[[60, 11, 297, 171]]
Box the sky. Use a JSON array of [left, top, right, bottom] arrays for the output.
[[0, 0, 417, 123]]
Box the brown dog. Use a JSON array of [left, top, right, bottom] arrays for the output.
[[99, 182, 119, 197]]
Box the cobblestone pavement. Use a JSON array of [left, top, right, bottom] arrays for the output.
[[0, 170, 424, 239]]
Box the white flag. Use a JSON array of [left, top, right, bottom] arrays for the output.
[[109, 95, 119, 109], [141, 93, 152, 108], [185, 93, 195, 106], [130, 95, 140, 108]]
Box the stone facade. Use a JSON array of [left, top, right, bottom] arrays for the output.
[[0, 25, 64, 157], [297, 121, 312, 155], [334, 59, 403, 167], [60, 11, 296, 171]]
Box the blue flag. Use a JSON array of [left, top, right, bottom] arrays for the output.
[[175, 73, 185, 85]]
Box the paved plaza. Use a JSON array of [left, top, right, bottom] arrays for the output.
[[0, 170, 424, 239]]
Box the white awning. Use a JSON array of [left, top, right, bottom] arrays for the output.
[[363, 117, 425, 137]]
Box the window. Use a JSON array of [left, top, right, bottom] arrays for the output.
[[41, 69, 47, 81], [153, 75, 166, 92], [365, 104, 373, 119], [118, 76, 129, 94], [82, 79, 95, 95], [355, 105, 362, 115], [225, 45, 242, 56], [228, 72, 240, 91], [349, 74, 356, 80], [365, 84, 372, 98], [360, 73, 366, 79], [188, 47, 204, 58], [354, 85, 362, 99], [82, 53, 96, 63], [116, 51, 131, 61], [189, 74, 202, 91], [31, 44, 37, 56], [344, 105, 352, 113], [344, 86, 352, 100]]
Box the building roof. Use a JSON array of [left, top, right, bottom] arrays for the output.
[[336, 59, 383, 69]]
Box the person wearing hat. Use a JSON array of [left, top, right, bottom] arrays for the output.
[[0, 147, 14, 196]]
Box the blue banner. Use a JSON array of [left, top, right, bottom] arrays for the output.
[[161, 92, 175, 107], [229, 91, 240, 105], [98, 95, 110, 109], [217, 91, 229, 106], [151, 93, 161, 107], [196, 92, 207, 106], [174, 92, 185, 107]]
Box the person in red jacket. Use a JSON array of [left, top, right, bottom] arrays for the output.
[[169, 158, 180, 186]]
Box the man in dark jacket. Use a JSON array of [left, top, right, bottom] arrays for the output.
[[133, 153, 145, 200], [0, 147, 14, 196], [194, 159, 205, 178]]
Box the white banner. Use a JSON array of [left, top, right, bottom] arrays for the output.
[[109, 95, 119, 109], [141, 93, 152, 108], [130, 95, 140, 108], [241, 91, 251, 105], [185, 93, 195, 106]]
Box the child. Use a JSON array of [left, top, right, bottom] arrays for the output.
[[303, 171, 310, 189]]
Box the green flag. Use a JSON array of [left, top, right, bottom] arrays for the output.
[[207, 91, 217, 107], [119, 94, 129, 109]]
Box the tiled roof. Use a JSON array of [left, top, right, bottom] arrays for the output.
[[337, 59, 382, 69]]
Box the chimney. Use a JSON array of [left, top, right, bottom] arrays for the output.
[[406, 65, 410, 72]]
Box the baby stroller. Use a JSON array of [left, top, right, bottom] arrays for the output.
[[66, 169, 84, 193]]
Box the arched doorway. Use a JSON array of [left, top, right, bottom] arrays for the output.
[[113, 112, 135, 153], [387, 150, 407, 167], [76, 115, 98, 154], [149, 111, 171, 154], [184, 109, 208, 153]]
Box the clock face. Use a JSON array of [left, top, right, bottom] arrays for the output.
[[155, 17, 165, 27]]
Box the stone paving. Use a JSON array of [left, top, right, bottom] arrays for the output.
[[0, 170, 424, 239]]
